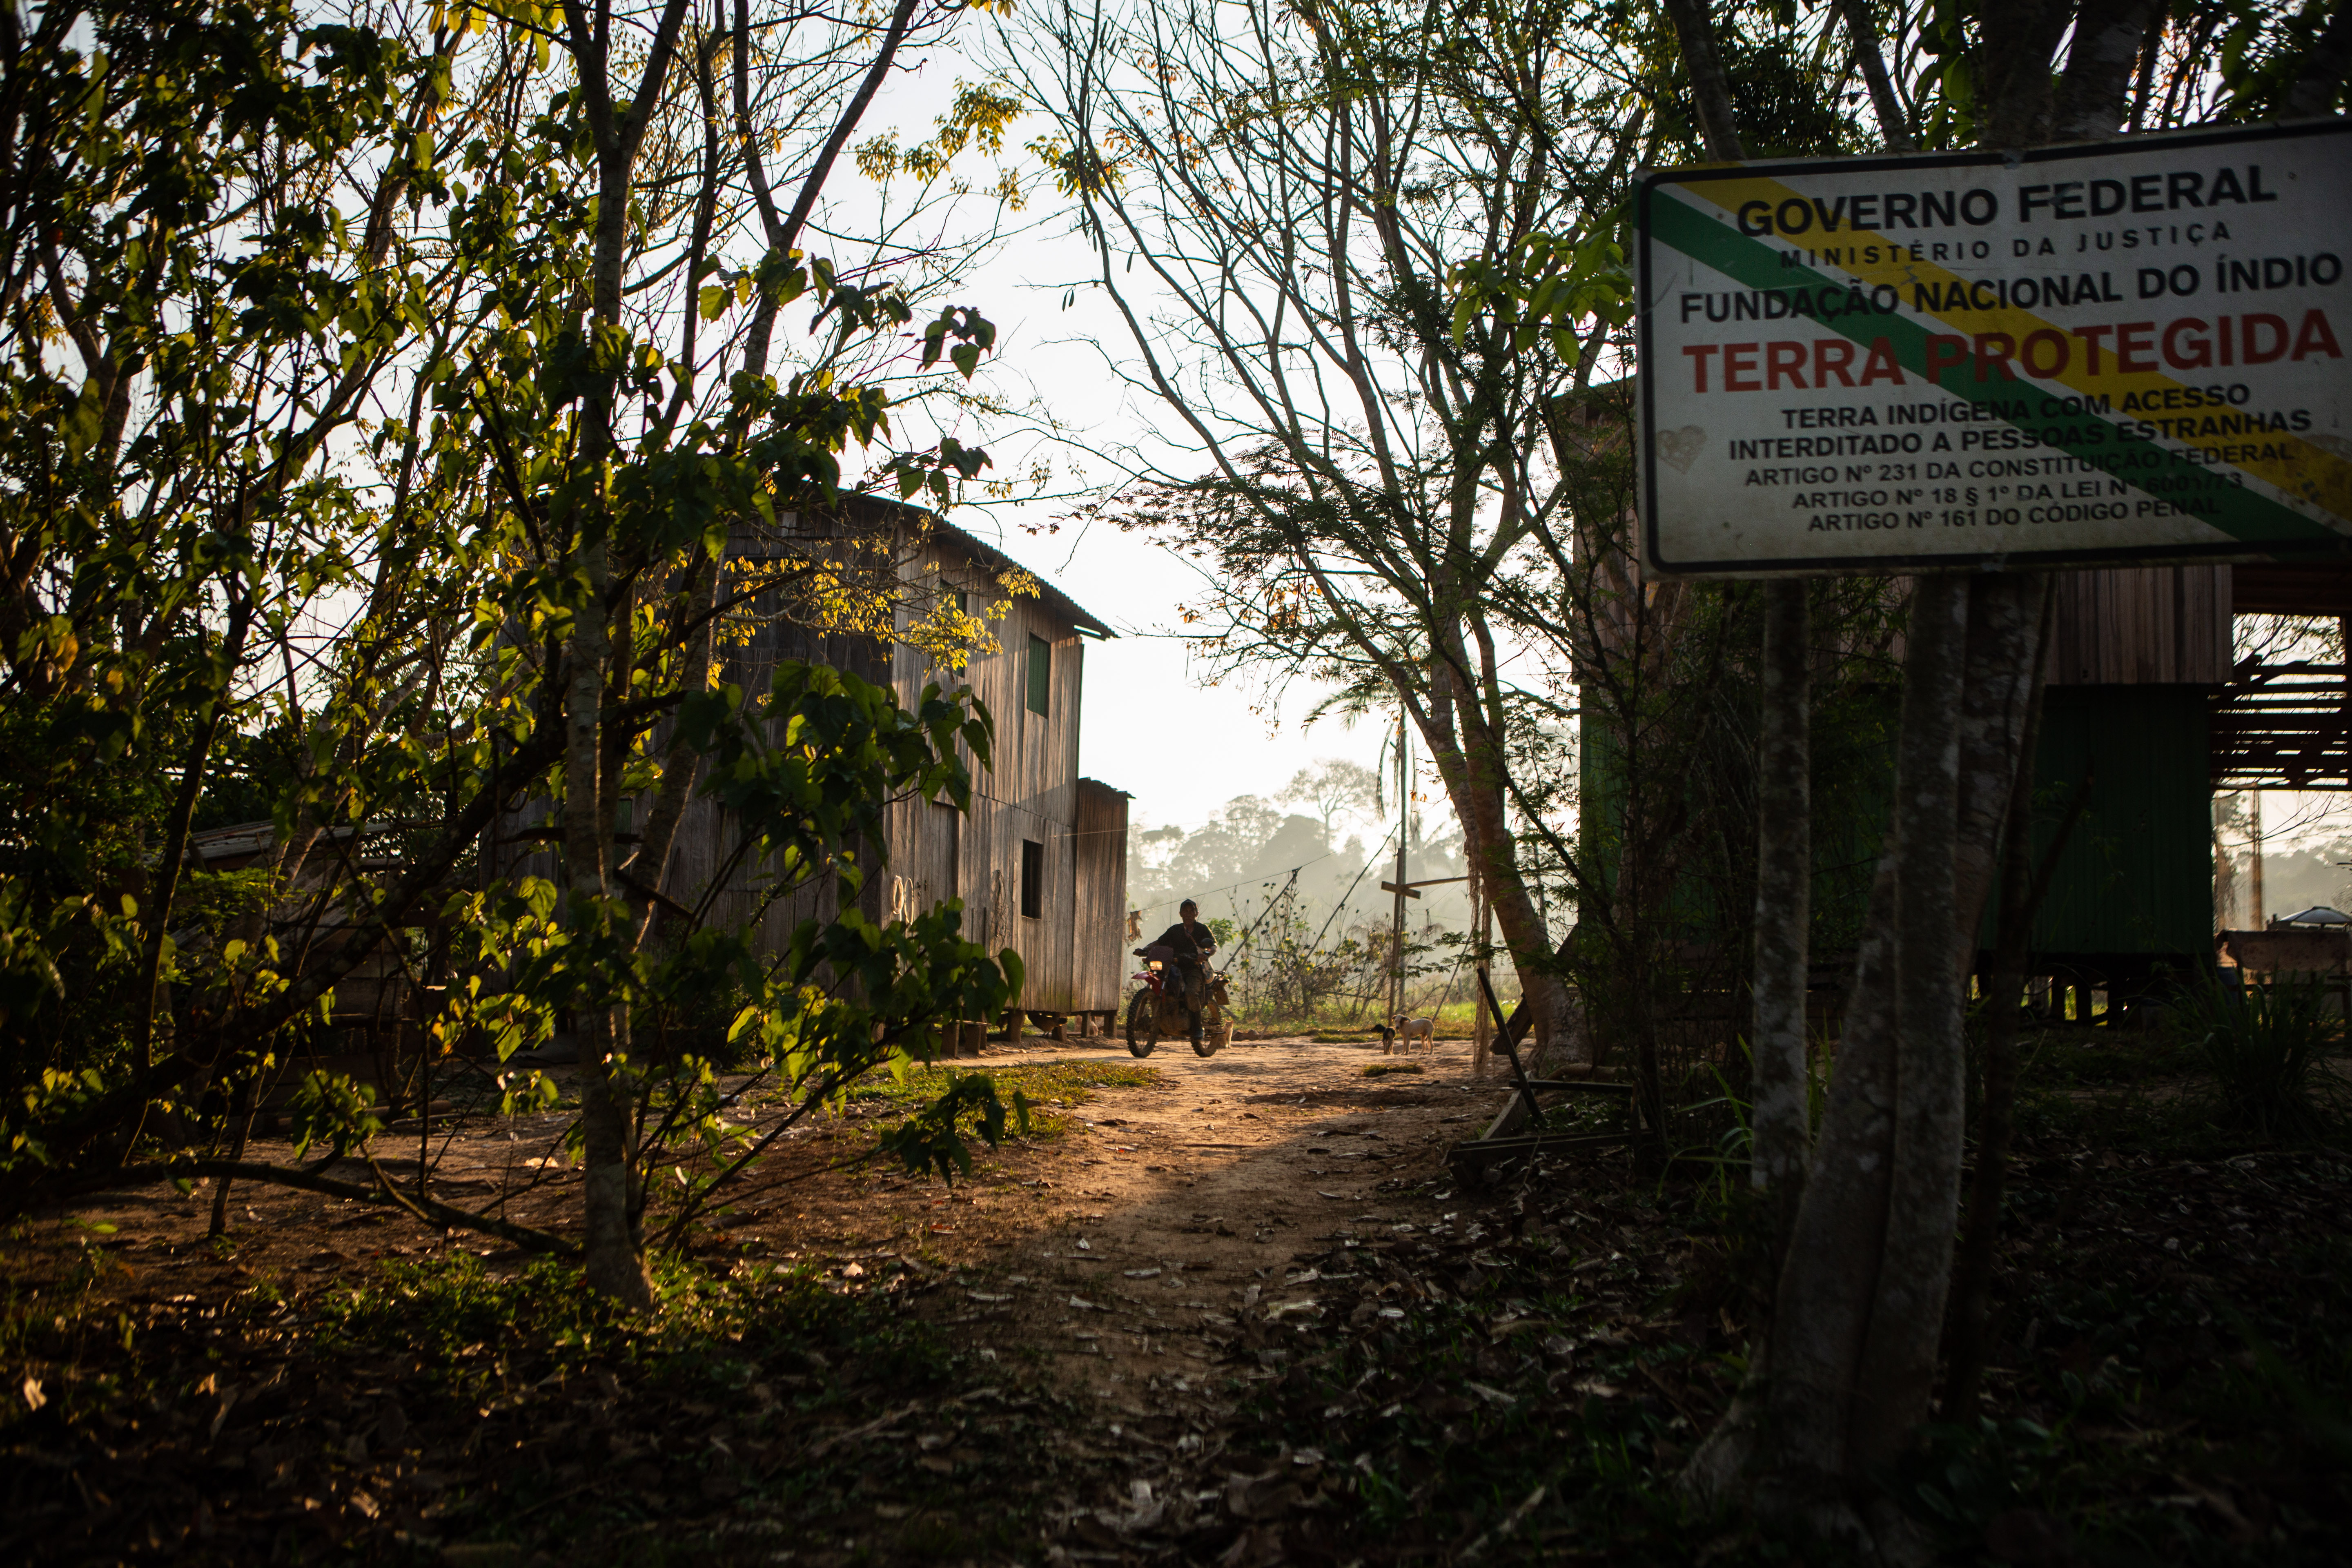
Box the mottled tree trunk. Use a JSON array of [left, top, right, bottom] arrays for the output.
[[1944, 594, 2064, 1415], [1847, 578, 1973, 1461], [2053, 0, 2164, 136], [1951, 577, 2052, 975], [558, 0, 698, 1311]]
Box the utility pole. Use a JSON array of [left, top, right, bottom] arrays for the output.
[[1391, 711, 1409, 1027], [2251, 788, 2267, 927], [1470, 855, 1492, 1079]]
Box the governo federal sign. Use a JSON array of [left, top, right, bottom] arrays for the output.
[[1635, 119, 2351, 577]]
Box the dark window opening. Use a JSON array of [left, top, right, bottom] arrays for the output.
[[1027, 634, 1051, 716], [1021, 840, 1044, 919]]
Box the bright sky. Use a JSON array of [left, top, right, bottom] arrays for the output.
[[858, 34, 2352, 868], [851, 44, 1423, 840], [963, 490, 1407, 838]]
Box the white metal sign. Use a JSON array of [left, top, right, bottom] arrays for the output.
[[1636, 120, 2352, 577]]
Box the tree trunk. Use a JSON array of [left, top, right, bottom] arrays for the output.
[[1728, 575, 2049, 1539], [1664, 0, 1822, 1285], [1933, 0, 2155, 1410], [1944, 598, 2071, 1416], [2054, 0, 2163, 137], [1659, 0, 1745, 160], [1459, 777, 1578, 1064], [1951, 577, 2052, 977], [566, 535, 653, 1308], [1848, 579, 1974, 1461], [1836, 0, 1914, 149], [1754, 575, 1968, 1515], [1751, 580, 1812, 1263], [555, 0, 697, 1311], [1977, 0, 2079, 143], [1423, 655, 1582, 1065]]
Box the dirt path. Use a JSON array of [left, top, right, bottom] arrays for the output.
[[19, 1038, 2351, 1566], [945, 1033, 1503, 1400], [44, 1033, 1514, 1340], [18, 1033, 1522, 1561]]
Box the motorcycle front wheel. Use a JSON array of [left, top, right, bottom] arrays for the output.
[[1192, 1004, 1224, 1058], [1125, 992, 1160, 1058]]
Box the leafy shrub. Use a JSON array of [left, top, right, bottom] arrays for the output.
[[2171, 976, 2343, 1140]]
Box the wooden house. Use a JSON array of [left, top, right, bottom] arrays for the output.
[[2006, 561, 2352, 1021], [1573, 547, 2302, 1027], [186, 818, 449, 1119], [1995, 566, 2228, 1022], [865, 503, 1131, 1039], [494, 497, 1131, 1046]]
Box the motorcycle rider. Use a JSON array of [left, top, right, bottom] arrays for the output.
[[1151, 899, 1217, 1045]]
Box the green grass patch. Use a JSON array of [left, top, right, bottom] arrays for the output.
[[840, 1057, 1158, 1115], [803, 1058, 1165, 1164], [1362, 1061, 1425, 1078], [1236, 999, 1513, 1038]]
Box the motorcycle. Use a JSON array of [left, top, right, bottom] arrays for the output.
[[1125, 945, 1232, 1059]]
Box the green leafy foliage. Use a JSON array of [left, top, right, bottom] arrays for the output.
[[875, 1070, 1034, 1180], [0, 0, 1036, 1290], [285, 1069, 384, 1163]]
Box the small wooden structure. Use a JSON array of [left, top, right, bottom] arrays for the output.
[[188, 819, 445, 1116], [2216, 922, 2352, 1016]]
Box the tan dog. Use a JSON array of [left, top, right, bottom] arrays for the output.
[[1383, 1016, 1435, 1056]]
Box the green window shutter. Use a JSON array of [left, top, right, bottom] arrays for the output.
[[1027, 635, 1050, 715]]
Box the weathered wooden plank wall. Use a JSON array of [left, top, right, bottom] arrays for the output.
[[1072, 779, 1131, 1011], [655, 606, 891, 962], [2047, 564, 2231, 686], [943, 584, 1087, 1009]]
